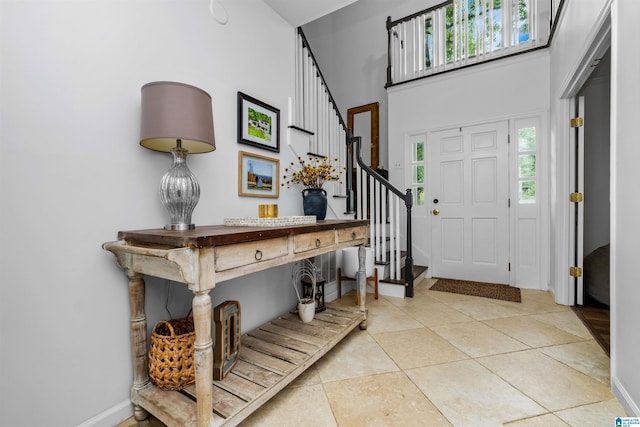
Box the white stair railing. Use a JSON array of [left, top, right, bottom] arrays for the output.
[[294, 29, 348, 200], [386, 0, 543, 86], [354, 148, 406, 283], [296, 28, 415, 297]]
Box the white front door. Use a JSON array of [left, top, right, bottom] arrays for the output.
[[430, 121, 510, 283]]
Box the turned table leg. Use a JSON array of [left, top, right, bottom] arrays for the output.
[[356, 246, 368, 330], [192, 291, 214, 427], [127, 270, 150, 421]]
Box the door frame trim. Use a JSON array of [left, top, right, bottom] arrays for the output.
[[554, 9, 611, 306]]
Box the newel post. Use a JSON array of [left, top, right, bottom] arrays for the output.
[[404, 188, 414, 298], [345, 133, 355, 215]]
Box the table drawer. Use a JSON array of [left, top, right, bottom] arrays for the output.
[[293, 230, 335, 253], [215, 237, 289, 271], [337, 226, 368, 243]]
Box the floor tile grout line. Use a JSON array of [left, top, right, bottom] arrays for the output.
[[472, 351, 558, 416], [477, 314, 591, 350], [118, 281, 622, 427], [399, 364, 457, 427]]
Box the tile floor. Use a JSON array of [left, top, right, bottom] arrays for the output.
[[118, 278, 626, 427]]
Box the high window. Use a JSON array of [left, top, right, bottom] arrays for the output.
[[388, 0, 543, 85]]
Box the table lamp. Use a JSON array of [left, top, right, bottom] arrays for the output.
[[140, 81, 215, 230]]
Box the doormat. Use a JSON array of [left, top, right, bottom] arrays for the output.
[[430, 278, 521, 303]]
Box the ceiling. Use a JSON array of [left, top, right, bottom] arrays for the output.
[[263, 0, 359, 27]]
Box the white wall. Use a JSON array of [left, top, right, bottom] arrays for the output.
[[387, 51, 550, 276], [547, 0, 612, 304], [0, 1, 307, 426], [548, 0, 639, 415], [303, 0, 443, 170], [610, 0, 640, 416]]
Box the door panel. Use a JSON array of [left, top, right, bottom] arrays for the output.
[[473, 157, 497, 203], [473, 218, 497, 264], [441, 218, 464, 262], [430, 121, 510, 284], [441, 161, 463, 203]]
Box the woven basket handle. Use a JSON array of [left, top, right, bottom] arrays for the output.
[[157, 320, 176, 337]]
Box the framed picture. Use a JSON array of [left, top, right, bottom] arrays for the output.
[[237, 92, 280, 153], [238, 151, 279, 198]]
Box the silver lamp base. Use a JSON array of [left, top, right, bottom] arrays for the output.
[[160, 147, 200, 231], [164, 223, 196, 231]]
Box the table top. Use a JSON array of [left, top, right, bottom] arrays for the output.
[[117, 219, 368, 249]]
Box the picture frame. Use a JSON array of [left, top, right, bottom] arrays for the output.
[[238, 151, 279, 198], [237, 92, 280, 152]]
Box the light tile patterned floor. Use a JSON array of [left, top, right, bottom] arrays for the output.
[[118, 278, 625, 427]]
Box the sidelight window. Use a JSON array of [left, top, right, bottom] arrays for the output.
[[411, 140, 426, 206], [517, 126, 537, 203]]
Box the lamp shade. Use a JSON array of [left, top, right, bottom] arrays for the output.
[[140, 81, 215, 154]]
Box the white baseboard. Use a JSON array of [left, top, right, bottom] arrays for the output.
[[77, 399, 133, 427], [612, 374, 640, 416]]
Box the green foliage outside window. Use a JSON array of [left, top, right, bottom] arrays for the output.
[[412, 142, 425, 206], [516, 0, 530, 43], [444, 0, 504, 63], [518, 127, 536, 151], [413, 165, 424, 184], [519, 180, 536, 203], [414, 141, 424, 161], [519, 154, 535, 178], [416, 187, 425, 205], [518, 125, 536, 202], [435, 0, 532, 64]]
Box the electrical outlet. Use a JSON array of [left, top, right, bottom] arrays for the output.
[[394, 161, 402, 169]]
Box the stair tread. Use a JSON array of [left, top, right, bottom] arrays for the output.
[[379, 264, 428, 285]]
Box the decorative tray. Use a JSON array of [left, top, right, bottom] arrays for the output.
[[223, 216, 317, 227]]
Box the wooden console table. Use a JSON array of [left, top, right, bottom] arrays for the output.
[[103, 219, 369, 427]]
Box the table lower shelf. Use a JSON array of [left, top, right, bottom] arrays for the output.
[[133, 302, 366, 427]]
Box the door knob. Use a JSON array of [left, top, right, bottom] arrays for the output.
[[432, 209, 440, 215]]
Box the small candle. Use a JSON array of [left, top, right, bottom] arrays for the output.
[[258, 204, 278, 218]]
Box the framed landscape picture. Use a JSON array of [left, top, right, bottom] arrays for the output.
[[238, 151, 279, 198], [237, 92, 280, 152]]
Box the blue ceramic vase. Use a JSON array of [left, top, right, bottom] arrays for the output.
[[302, 188, 327, 220]]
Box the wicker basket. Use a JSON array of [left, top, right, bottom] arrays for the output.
[[148, 316, 195, 390]]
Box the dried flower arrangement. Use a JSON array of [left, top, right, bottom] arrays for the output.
[[282, 156, 343, 189]]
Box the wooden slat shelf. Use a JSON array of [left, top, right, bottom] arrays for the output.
[[104, 220, 369, 427], [132, 303, 365, 427]]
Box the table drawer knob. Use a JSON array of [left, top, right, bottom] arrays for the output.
[[255, 250, 263, 261], [315, 239, 321, 248], [352, 232, 357, 239]]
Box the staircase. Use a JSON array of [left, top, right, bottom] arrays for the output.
[[294, 27, 425, 298]]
